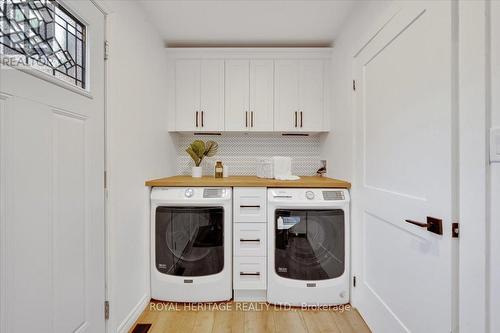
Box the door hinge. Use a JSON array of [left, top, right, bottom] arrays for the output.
[[104, 300, 110, 320], [104, 40, 110, 61], [452, 222, 459, 238], [352, 80, 356, 91], [353, 275, 357, 287]]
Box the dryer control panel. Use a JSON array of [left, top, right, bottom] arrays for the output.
[[268, 188, 349, 203]]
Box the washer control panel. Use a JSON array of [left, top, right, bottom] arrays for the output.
[[184, 188, 194, 198], [305, 190, 315, 200]]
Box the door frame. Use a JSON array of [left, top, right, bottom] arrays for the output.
[[349, 1, 492, 332], [88, 1, 112, 333], [457, 0, 492, 331]]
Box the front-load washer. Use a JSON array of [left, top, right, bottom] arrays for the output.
[[150, 187, 232, 302], [267, 188, 350, 306]]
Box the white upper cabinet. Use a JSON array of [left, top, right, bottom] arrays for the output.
[[169, 49, 330, 132], [274, 60, 300, 131], [225, 60, 250, 131], [249, 60, 274, 131], [175, 59, 200, 131], [175, 59, 224, 131], [299, 60, 326, 131], [225, 60, 274, 131], [274, 59, 326, 132]]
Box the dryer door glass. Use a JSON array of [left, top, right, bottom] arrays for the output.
[[275, 209, 345, 280], [156, 206, 224, 276]]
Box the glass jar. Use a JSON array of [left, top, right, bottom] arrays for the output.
[[214, 161, 224, 178]]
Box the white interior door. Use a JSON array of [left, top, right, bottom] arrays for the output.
[[0, 1, 105, 333], [200, 59, 224, 131], [225, 59, 249, 131], [175, 59, 201, 131], [353, 1, 455, 332]]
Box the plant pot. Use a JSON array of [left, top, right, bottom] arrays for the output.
[[192, 166, 203, 178]]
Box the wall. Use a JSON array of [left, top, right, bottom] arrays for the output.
[[105, 1, 175, 332], [175, 133, 324, 176], [321, 1, 392, 182]]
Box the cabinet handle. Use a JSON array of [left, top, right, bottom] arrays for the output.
[[240, 238, 260, 242], [195, 111, 198, 127], [300, 111, 303, 128], [251, 111, 254, 127], [294, 111, 297, 127], [201, 111, 204, 127], [240, 272, 260, 276], [245, 111, 248, 127], [240, 205, 260, 208]]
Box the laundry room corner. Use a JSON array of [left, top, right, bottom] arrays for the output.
[[1, 1, 497, 332]]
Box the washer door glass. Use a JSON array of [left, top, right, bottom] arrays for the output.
[[156, 206, 224, 276], [275, 209, 345, 280]]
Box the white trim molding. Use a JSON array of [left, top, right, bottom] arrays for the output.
[[116, 294, 150, 333], [166, 47, 332, 59], [458, 0, 491, 332]]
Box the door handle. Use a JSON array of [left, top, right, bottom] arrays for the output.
[[195, 111, 198, 127], [240, 272, 260, 276], [404, 216, 443, 235], [251, 111, 254, 127], [245, 111, 248, 127], [294, 111, 298, 127], [201, 111, 204, 127], [300, 111, 303, 128]]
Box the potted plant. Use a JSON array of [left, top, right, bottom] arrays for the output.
[[185, 140, 219, 178]]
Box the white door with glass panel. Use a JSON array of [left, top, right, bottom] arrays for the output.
[[353, 1, 456, 332], [0, 1, 105, 332]]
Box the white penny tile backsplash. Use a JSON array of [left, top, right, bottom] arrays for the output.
[[174, 133, 323, 176]]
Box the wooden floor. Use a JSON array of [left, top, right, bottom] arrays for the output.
[[130, 301, 371, 333]]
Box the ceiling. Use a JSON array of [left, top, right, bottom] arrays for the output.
[[137, 0, 359, 47]]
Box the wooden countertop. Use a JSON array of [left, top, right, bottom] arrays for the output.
[[145, 175, 351, 189]]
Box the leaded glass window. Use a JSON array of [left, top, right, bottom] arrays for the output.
[[0, 0, 86, 88]]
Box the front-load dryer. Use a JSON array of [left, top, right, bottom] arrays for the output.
[[267, 188, 350, 306], [150, 187, 232, 302]]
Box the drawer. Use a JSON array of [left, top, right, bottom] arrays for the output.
[[234, 223, 266, 257], [233, 187, 267, 222], [233, 257, 266, 290]]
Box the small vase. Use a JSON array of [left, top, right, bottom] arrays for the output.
[[192, 166, 202, 178]]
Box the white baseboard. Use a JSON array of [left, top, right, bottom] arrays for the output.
[[116, 294, 150, 333]]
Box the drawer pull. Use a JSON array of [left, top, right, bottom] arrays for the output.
[[240, 238, 260, 242], [240, 205, 261, 208], [240, 272, 261, 276]]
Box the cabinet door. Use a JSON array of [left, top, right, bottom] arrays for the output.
[[200, 60, 225, 131], [175, 59, 201, 131], [249, 60, 274, 131], [299, 59, 325, 131], [225, 60, 250, 131], [274, 60, 300, 131]]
